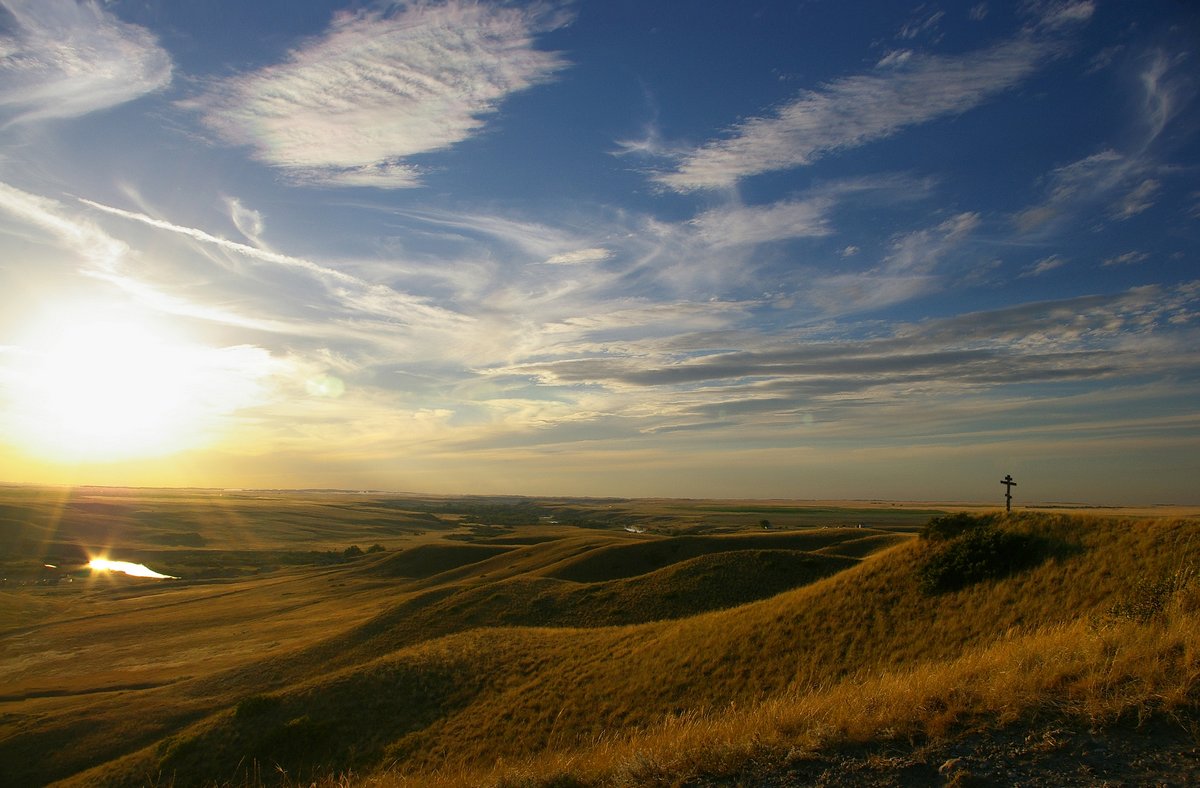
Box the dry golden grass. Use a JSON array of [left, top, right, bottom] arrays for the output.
[[419, 606, 1199, 788]]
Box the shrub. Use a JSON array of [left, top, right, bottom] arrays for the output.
[[367, 543, 386, 553], [343, 545, 365, 558], [919, 525, 1038, 594], [921, 512, 994, 542]]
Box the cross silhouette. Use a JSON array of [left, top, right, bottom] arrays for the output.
[[1001, 474, 1017, 512]]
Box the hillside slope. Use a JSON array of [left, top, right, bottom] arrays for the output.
[[0, 526, 887, 785], [4, 513, 1197, 787]]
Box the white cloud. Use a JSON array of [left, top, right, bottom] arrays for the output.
[[1014, 149, 1129, 232], [876, 49, 914, 69], [654, 37, 1051, 191], [490, 283, 1200, 422], [1033, 1, 1095, 32], [0, 182, 305, 333], [79, 197, 362, 287], [1101, 251, 1150, 267], [840, 245, 860, 258], [883, 212, 980, 276], [1019, 254, 1066, 278], [0, 0, 171, 126], [804, 213, 980, 316], [1110, 178, 1161, 220], [56, 195, 494, 361], [544, 248, 613, 265], [225, 197, 267, 247], [898, 10, 944, 41], [393, 208, 620, 273], [1138, 50, 1188, 143], [186, 1, 568, 188], [689, 197, 835, 247], [0, 180, 126, 270]]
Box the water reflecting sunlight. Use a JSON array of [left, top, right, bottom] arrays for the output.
[[88, 558, 177, 579]]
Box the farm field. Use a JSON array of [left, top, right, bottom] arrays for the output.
[[0, 485, 1197, 786]]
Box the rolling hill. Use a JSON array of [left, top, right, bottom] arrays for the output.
[[0, 487, 1196, 786]]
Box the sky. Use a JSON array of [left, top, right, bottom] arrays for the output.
[[0, 0, 1197, 505]]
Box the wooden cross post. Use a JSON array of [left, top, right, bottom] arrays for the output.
[[1001, 474, 1017, 512]]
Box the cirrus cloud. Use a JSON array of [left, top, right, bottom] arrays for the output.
[[653, 37, 1051, 192], [184, 0, 568, 188]]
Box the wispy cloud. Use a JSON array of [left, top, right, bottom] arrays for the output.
[[688, 197, 835, 247], [185, 0, 568, 188], [804, 212, 980, 316], [1101, 250, 1150, 267], [493, 283, 1199, 411], [1014, 149, 1131, 232], [544, 248, 613, 265], [1015, 48, 1192, 234], [0, 0, 171, 126], [649, 3, 1096, 193], [1138, 50, 1186, 142], [653, 37, 1055, 192], [225, 197, 268, 248], [0, 181, 296, 333], [897, 9, 944, 41], [0, 181, 126, 270], [1110, 178, 1161, 220], [1033, 1, 1096, 32], [79, 197, 362, 286], [1019, 254, 1066, 278]]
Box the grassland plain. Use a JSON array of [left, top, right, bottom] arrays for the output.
[[0, 486, 1196, 786]]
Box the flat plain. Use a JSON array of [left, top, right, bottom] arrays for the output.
[[1, 485, 1197, 786]]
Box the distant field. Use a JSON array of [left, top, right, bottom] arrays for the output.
[[1, 485, 1196, 786]]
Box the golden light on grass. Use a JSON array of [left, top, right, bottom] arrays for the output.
[[88, 557, 176, 579], [3, 300, 270, 462]]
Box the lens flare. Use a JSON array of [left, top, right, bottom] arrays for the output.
[[88, 557, 177, 579]]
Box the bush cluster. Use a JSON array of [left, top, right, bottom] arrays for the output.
[[918, 515, 1037, 594]]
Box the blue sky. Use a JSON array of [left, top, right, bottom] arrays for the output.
[[0, 0, 1197, 504]]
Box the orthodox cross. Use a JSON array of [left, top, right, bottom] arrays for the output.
[[1001, 474, 1017, 512]]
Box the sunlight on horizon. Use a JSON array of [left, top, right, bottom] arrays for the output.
[[2, 300, 272, 464]]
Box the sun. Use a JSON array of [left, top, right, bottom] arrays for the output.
[[4, 301, 266, 462]]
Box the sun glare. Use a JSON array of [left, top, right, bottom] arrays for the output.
[[4, 302, 269, 462]]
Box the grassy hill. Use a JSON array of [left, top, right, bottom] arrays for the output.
[[0, 488, 1197, 786]]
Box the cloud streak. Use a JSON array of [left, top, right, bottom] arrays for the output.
[[186, 0, 568, 187]]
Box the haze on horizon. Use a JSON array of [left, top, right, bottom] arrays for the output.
[[0, 1, 1197, 505]]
